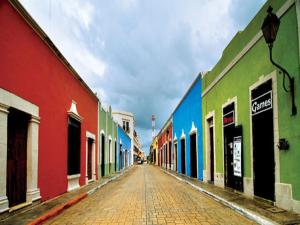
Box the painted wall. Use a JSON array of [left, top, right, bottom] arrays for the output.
[[117, 126, 132, 170], [106, 107, 117, 175], [157, 122, 172, 168], [173, 77, 203, 180], [113, 111, 135, 165], [98, 104, 118, 176], [202, 0, 300, 211], [0, 1, 98, 201], [98, 103, 107, 177]]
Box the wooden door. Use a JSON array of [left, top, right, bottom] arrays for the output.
[[87, 138, 93, 180], [7, 108, 29, 207]]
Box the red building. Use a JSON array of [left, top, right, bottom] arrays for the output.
[[157, 119, 172, 169], [0, 0, 98, 213]]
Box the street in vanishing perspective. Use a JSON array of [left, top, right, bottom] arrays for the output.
[[2, 0, 300, 224], [45, 165, 256, 225]]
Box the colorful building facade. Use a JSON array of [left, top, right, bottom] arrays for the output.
[[173, 75, 203, 179], [150, 136, 158, 165], [157, 119, 173, 170], [117, 126, 132, 170], [0, 0, 98, 212], [202, 0, 300, 213], [98, 103, 118, 177]]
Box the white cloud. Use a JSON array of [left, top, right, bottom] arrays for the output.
[[59, 0, 95, 30], [19, 0, 265, 154]]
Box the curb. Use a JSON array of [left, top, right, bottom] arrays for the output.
[[27, 170, 127, 225], [27, 193, 87, 225], [162, 169, 278, 225]]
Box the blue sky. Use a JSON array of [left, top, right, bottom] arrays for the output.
[[20, 0, 266, 154]]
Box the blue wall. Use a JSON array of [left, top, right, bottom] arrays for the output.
[[117, 126, 132, 170], [173, 76, 203, 180]]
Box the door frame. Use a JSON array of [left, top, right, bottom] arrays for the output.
[[108, 135, 112, 174], [86, 131, 96, 183], [0, 88, 40, 212], [205, 111, 215, 183], [189, 122, 198, 179], [222, 96, 238, 188], [180, 130, 186, 174], [100, 130, 106, 177], [173, 134, 178, 172], [249, 71, 279, 200]]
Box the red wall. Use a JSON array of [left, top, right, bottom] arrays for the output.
[[157, 123, 172, 166], [0, 2, 98, 201]]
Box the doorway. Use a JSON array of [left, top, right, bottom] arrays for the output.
[[174, 143, 177, 171], [125, 150, 128, 168], [208, 118, 214, 183], [223, 103, 235, 189], [101, 134, 105, 177], [87, 138, 93, 180], [190, 133, 197, 178], [168, 141, 172, 169], [181, 139, 186, 174], [252, 80, 275, 201], [108, 139, 111, 174], [115, 141, 117, 172], [119, 144, 122, 170], [164, 144, 168, 169], [7, 108, 29, 207], [68, 117, 81, 176]]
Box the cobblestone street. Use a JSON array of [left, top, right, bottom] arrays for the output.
[[45, 165, 256, 225]]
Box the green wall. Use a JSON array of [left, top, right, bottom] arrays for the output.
[[98, 102, 118, 177], [202, 0, 300, 200]]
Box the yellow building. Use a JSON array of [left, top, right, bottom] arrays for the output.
[[150, 136, 158, 165]]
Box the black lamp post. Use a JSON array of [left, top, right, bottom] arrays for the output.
[[261, 6, 297, 116]]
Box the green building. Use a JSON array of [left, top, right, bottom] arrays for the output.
[[202, 0, 300, 213], [98, 102, 118, 177]]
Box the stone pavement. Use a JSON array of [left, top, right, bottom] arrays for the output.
[[45, 165, 257, 225], [0, 171, 123, 225], [163, 169, 300, 225]]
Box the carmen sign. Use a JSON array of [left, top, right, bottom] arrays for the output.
[[251, 91, 272, 116]]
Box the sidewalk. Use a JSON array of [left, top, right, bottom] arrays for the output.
[[0, 168, 131, 225], [162, 168, 300, 225]]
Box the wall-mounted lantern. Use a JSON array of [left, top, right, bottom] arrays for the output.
[[261, 6, 297, 116]]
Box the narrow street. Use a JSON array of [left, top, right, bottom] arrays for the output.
[[45, 165, 256, 225]]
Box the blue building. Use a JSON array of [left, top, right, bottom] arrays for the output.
[[173, 74, 203, 180], [117, 126, 132, 170]]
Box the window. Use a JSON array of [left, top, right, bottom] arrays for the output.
[[126, 121, 130, 133], [68, 117, 81, 175], [123, 121, 126, 131]]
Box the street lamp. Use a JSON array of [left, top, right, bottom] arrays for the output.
[[261, 6, 297, 116]]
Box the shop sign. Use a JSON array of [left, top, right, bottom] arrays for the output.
[[251, 91, 272, 116], [233, 136, 242, 177], [223, 111, 234, 127]]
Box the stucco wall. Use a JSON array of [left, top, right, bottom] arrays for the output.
[[202, 0, 300, 210], [0, 1, 98, 201], [173, 77, 203, 180]]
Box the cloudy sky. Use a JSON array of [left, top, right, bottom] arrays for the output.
[[20, 0, 265, 154]]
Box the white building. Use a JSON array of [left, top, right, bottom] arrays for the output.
[[112, 110, 143, 164]]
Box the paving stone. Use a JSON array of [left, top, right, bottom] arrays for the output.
[[45, 165, 256, 225]]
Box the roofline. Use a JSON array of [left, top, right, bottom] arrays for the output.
[[157, 71, 203, 137], [117, 124, 132, 140], [172, 72, 203, 114], [9, 0, 98, 101], [157, 116, 172, 137], [112, 110, 134, 117]]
